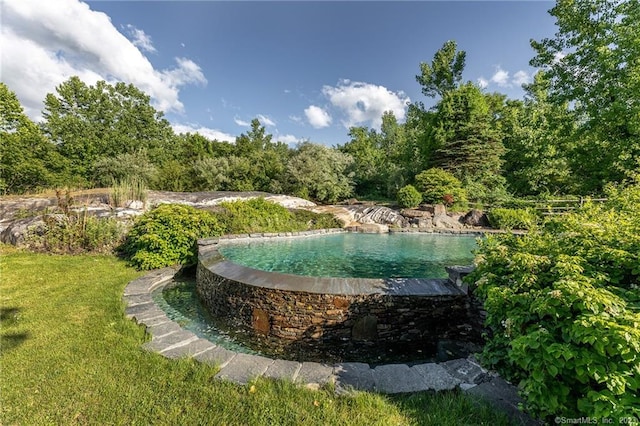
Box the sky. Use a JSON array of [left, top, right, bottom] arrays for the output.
[[1, 0, 558, 147]]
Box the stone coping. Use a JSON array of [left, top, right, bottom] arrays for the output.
[[197, 228, 477, 296], [124, 268, 489, 393], [123, 268, 538, 425]]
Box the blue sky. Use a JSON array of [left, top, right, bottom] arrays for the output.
[[2, 0, 557, 146]]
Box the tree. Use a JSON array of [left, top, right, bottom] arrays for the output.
[[339, 126, 385, 197], [501, 73, 576, 196], [0, 83, 69, 193], [416, 40, 466, 98], [429, 83, 505, 186], [530, 0, 640, 190], [414, 168, 468, 207], [235, 118, 273, 156], [285, 142, 354, 204], [233, 119, 290, 193], [42, 77, 175, 182]]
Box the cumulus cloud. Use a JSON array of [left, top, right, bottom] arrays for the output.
[[172, 123, 236, 143], [274, 134, 300, 145], [289, 115, 302, 124], [322, 80, 410, 129], [126, 24, 156, 53], [1, 0, 206, 121], [490, 67, 510, 87], [512, 70, 531, 86], [304, 105, 332, 129], [477, 77, 489, 89]]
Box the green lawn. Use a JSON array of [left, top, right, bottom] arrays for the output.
[[0, 247, 509, 425]]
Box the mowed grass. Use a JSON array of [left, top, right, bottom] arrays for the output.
[[0, 247, 510, 425]]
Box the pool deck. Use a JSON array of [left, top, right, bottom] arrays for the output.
[[123, 267, 539, 425]]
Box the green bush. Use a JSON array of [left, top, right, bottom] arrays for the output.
[[487, 207, 539, 230], [121, 204, 224, 270], [396, 185, 422, 208], [414, 168, 468, 209], [217, 198, 341, 234], [217, 198, 297, 234], [26, 212, 125, 254], [291, 209, 343, 229], [468, 182, 640, 420]]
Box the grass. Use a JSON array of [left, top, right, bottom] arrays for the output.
[[0, 246, 511, 425]]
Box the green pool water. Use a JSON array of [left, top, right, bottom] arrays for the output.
[[218, 233, 478, 279]]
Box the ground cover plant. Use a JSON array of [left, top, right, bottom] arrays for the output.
[[469, 182, 640, 420], [121, 199, 342, 270], [0, 246, 510, 425]]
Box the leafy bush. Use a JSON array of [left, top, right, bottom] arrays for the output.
[[217, 198, 341, 234], [291, 209, 343, 229], [217, 198, 297, 234], [414, 168, 468, 209], [396, 185, 422, 208], [121, 204, 224, 270], [469, 182, 640, 420], [487, 207, 539, 230], [26, 212, 125, 254]]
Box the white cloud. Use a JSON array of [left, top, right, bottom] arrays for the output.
[[289, 115, 302, 123], [274, 134, 299, 145], [234, 117, 250, 127], [477, 77, 489, 89], [304, 105, 332, 129], [490, 67, 510, 87], [1, 0, 206, 121], [512, 70, 531, 86], [172, 123, 236, 143], [256, 114, 276, 127], [322, 80, 410, 129], [126, 24, 156, 53]]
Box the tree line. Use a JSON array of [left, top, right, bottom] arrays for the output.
[[1, 0, 638, 204]]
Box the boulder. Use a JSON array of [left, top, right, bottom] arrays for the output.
[[462, 209, 489, 227], [433, 214, 464, 229], [1, 215, 49, 245], [433, 204, 447, 216], [400, 209, 432, 219], [343, 205, 409, 228]]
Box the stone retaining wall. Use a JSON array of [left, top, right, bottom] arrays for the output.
[[196, 230, 484, 363]]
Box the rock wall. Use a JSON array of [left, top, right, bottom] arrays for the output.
[[196, 243, 484, 363]]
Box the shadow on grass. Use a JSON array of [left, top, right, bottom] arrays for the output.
[[1, 307, 29, 354], [1, 307, 22, 325]]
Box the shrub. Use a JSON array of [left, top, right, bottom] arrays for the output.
[[26, 212, 125, 254], [92, 151, 157, 187], [217, 198, 341, 233], [487, 207, 539, 230], [468, 182, 640, 420], [414, 168, 468, 209], [290, 209, 342, 229], [396, 185, 422, 208], [217, 198, 297, 234], [121, 204, 224, 270]]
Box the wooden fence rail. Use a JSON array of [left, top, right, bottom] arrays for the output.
[[522, 198, 608, 215]]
